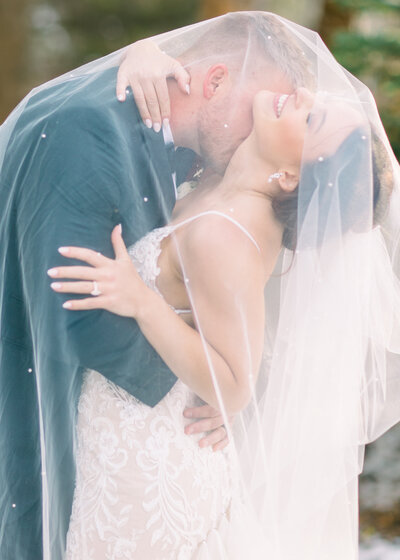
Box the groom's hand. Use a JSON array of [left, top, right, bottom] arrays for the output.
[[183, 404, 234, 452]]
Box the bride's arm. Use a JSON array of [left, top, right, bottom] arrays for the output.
[[145, 218, 266, 414], [135, 238, 265, 414], [49, 221, 265, 415]]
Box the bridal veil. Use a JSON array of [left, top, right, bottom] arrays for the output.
[[0, 11, 399, 559]]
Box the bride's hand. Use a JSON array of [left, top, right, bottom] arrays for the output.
[[47, 224, 149, 317], [183, 404, 235, 452], [116, 38, 190, 132]]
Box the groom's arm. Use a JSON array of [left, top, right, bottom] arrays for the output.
[[11, 82, 231, 448], [15, 101, 177, 406]]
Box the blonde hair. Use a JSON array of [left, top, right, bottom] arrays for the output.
[[167, 12, 315, 90]]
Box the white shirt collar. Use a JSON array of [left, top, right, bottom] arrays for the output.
[[162, 121, 177, 200], [162, 121, 174, 146]]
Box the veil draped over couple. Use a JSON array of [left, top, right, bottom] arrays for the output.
[[0, 10, 400, 560]]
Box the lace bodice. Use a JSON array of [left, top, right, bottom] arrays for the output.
[[127, 223, 178, 305], [126, 209, 260, 312], [65, 210, 261, 559]]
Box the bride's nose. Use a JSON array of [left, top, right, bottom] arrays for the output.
[[294, 87, 314, 109]]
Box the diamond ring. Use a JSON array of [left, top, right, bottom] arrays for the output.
[[90, 280, 102, 296]]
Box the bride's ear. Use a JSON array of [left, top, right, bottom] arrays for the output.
[[278, 170, 299, 193]]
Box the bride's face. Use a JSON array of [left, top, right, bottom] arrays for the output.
[[252, 87, 365, 171]]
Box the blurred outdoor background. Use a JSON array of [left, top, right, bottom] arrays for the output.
[[1, 0, 399, 163], [1, 0, 399, 556]]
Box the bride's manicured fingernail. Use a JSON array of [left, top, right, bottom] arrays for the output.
[[58, 247, 69, 254], [145, 119, 152, 129], [163, 118, 169, 128], [117, 94, 124, 101], [47, 268, 58, 276], [62, 302, 72, 308], [50, 282, 61, 289], [153, 122, 161, 133]]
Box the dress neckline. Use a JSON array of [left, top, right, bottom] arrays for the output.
[[151, 209, 261, 315], [166, 209, 261, 254]]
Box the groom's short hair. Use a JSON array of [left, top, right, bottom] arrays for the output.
[[167, 12, 315, 90]]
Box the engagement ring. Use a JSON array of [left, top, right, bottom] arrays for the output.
[[90, 280, 101, 296]]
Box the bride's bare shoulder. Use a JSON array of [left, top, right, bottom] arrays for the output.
[[177, 211, 282, 287], [179, 213, 264, 282]]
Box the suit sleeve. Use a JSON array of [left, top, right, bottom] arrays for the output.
[[15, 102, 177, 406]]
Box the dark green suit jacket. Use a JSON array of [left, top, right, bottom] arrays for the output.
[[0, 66, 193, 559]]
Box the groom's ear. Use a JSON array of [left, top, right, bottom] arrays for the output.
[[203, 64, 229, 99]]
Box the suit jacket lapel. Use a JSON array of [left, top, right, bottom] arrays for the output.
[[140, 124, 176, 221]]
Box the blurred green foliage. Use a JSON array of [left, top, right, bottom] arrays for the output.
[[327, 0, 400, 159], [3, 0, 399, 160], [334, 0, 398, 10], [50, 0, 199, 67]]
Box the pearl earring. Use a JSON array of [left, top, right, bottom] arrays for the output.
[[268, 172, 283, 183]]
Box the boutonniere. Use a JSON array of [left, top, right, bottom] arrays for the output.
[[176, 180, 198, 200]]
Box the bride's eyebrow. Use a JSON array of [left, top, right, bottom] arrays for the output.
[[315, 108, 327, 134]]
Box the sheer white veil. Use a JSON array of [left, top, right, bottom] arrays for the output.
[[230, 16, 400, 559], [0, 11, 399, 560]]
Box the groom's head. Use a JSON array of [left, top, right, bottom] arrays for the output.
[[168, 12, 314, 174]]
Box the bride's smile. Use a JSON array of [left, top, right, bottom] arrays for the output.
[[249, 86, 366, 169]]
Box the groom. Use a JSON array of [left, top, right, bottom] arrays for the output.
[[0, 12, 310, 560]]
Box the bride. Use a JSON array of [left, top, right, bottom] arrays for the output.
[[50, 71, 395, 558], [1, 10, 398, 560]]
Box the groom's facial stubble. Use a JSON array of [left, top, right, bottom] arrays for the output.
[[196, 63, 294, 175]]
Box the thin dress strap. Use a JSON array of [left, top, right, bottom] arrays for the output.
[[167, 210, 261, 315], [171, 210, 261, 254]]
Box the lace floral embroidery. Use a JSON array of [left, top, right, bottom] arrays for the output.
[[127, 225, 174, 293], [66, 369, 237, 559], [66, 225, 241, 559]]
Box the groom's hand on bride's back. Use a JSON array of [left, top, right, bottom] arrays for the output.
[[183, 404, 234, 452]]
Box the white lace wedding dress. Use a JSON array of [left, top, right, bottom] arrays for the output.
[[65, 211, 265, 560]]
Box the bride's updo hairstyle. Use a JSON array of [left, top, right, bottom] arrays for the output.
[[270, 128, 393, 251]]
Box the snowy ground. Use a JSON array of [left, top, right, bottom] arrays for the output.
[[359, 422, 400, 559], [360, 537, 400, 559]]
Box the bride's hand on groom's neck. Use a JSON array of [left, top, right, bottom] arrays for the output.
[[116, 39, 190, 132]]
